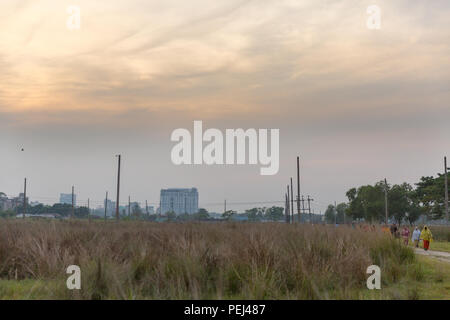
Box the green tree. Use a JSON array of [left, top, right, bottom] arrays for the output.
[[346, 183, 385, 223], [195, 208, 210, 220], [324, 204, 336, 224], [265, 206, 284, 221], [336, 203, 348, 224], [415, 174, 448, 220], [167, 211, 176, 221], [388, 183, 418, 225], [245, 208, 259, 221], [222, 210, 236, 220], [345, 188, 364, 221]]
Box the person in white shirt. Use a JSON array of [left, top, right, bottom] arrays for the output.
[[411, 227, 421, 248]]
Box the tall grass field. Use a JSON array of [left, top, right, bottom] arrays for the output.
[[0, 220, 448, 299]]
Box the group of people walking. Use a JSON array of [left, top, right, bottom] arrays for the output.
[[389, 224, 433, 250]]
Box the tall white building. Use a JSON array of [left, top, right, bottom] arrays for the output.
[[60, 193, 76, 205], [160, 188, 198, 215]]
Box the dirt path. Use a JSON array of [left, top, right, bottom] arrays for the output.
[[414, 248, 450, 263]]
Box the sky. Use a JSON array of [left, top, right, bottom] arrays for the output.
[[0, 0, 449, 213]]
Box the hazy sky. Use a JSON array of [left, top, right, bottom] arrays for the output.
[[1, 0, 449, 213]]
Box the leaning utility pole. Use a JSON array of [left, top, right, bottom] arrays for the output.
[[384, 178, 389, 225], [297, 156, 301, 223], [104, 191, 108, 222], [445, 156, 449, 224], [23, 178, 27, 219], [71, 186, 75, 218], [115, 155, 121, 221], [290, 178, 294, 223]]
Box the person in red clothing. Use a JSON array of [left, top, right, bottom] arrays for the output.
[[401, 226, 410, 245], [420, 226, 433, 251]]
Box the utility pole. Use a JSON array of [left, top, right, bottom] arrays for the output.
[[23, 178, 27, 219], [307, 195, 313, 224], [146, 200, 149, 217], [88, 198, 90, 222], [285, 193, 289, 223], [104, 191, 108, 222], [445, 156, 449, 224], [71, 186, 75, 218], [297, 156, 301, 223], [128, 196, 131, 216], [290, 178, 294, 223], [287, 185, 291, 224], [384, 178, 389, 225], [224, 199, 227, 214], [115, 154, 121, 221]]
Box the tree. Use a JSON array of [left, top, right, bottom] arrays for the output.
[[244, 207, 267, 221], [195, 208, 210, 220], [336, 203, 348, 224], [265, 206, 284, 221], [324, 204, 336, 224], [345, 180, 423, 224], [222, 210, 236, 220], [131, 203, 142, 217], [345, 188, 364, 221], [388, 183, 417, 225], [245, 208, 259, 221], [415, 174, 448, 220], [167, 211, 176, 221], [346, 183, 385, 223], [0, 210, 15, 218]]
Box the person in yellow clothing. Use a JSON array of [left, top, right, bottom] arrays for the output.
[[420, 226, 433, 251]]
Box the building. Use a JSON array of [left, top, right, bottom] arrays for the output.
[[60, 193, 76, 205], [0, 193, 28, 212], [103, 199, 116, 216], [128, 202, 141, 215], [0, 193, 12, 211], [160, 188, 199, 215]]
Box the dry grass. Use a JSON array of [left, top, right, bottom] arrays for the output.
[[0, 220, 416, 299], [428, 226, 450, 242]]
